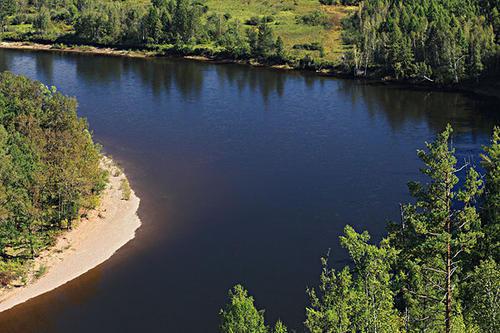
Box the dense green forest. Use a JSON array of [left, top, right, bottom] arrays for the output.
[[0, 72, 106, 285], [342, 0, 500, 82], [220, 126, 500, 333], [0, 1, 498, 83]]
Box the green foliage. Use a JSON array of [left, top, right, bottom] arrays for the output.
[[0, 72, 106, 284], [479, 126, 500, 262], [272, 320, 287, 333], [297, 10, 332, 28], [305, 263, 354, 333], [320, 0, 360, 5], [120, 178, 131, 201], [220, 285, 268, 333], [34, 264, 47, 279], [34, 7, 51, 33], [388, 125, 484, 332], [218, 20, 249, 58], [293, 42, 323, 51], [462, 259, 500, 332], [1, 0, 345, 66], [343, 0, 498, 82], [221, 126, 499, 333], [0, 0, 16, 31], [306, 226, 400, 333], [246, 22, 286, 62]]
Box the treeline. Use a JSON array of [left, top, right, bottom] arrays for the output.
[[0, 0, 287, 63], [0, 72, 106, 284], [220, 125, 500, 333], [342, 0, 500, 83], [2, 1, 500, 81]]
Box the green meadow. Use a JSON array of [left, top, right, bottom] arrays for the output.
[[205, 0, 356, 62]]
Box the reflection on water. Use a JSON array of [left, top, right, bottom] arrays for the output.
[[0, 50, 494, 135], [336, 80, 496, 135], [0, 48, 497, 333]]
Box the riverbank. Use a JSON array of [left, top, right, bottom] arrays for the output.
[[0, 157, 141, 313], [0, 41, 499, 101]]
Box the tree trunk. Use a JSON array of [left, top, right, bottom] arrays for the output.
[[445, 176, 452, 333], [446, 236, 451, 333]]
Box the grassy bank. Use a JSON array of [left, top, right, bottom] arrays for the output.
[[0, 1, 498, 100], [0, 1, 355, 67]]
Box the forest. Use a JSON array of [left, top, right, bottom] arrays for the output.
[[0, 0, 498, 83], [342, 0, 500, 83], [220, 125, 500, 333], [0, 72, 106, 285]]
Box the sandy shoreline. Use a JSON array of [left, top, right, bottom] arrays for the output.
[[0, 41, 150, 58], [0, 157, 141, 313]]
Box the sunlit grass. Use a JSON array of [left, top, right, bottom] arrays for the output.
[[205, 1, 355, 63]]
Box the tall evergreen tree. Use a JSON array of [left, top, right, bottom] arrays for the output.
[[389, 125, 483, 333], [479, 126, 500, 262]]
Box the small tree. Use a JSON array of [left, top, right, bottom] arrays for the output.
[[272, 320, 287, 333], [0, 0, 16, 32], [219, 20, 249, 58], [306, 226, 401, 333], [275, 36, 286, 61], [34, 6, 51, 34], [479, 126, 500, 262], [463, 259, 500, 332], [305, 260, 354, 332], [220, 285, 268, 333]]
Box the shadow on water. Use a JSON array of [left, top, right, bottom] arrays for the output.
[[0, 48, 498, 333], [336, 79, 498, 136]]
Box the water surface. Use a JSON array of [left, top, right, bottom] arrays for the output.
[[0, 49, 497, 332]]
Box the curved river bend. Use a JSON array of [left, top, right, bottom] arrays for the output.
[[0, 49, 498, 332]]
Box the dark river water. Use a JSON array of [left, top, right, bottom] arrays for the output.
[[0, 49, 498, 332]]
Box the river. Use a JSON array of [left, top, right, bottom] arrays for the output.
[[0, 49, 498, 332]]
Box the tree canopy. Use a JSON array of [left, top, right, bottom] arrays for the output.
[[0, 72, 106, 284], [221, 125, 500, 333]]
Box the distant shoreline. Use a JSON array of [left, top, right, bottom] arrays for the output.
[[0, 157, 141, 313], [1, 41, 498, 102]]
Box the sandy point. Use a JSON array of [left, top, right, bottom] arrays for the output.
[[0, 157, 142, 313]]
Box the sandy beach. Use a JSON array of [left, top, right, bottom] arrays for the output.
[[0, 41, 149, 58], [0, 157, 141, 313]]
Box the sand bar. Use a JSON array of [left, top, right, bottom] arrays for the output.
[[0, 158, 141, 312]]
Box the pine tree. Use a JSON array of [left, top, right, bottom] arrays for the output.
[[389, 125, 483, 332], [479, 126, 500, 262]]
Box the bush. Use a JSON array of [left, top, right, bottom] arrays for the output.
[[120, 178, 131, 201], [295, 54, 321, 70], [33, 7, 51, 33], [11, 13, 35, 25], [319, 0, 360, 4], [245, 15, 274, 26], [51, 8, 75, 25], [293, 42, 324, 51], [297, 10, 332, 28]]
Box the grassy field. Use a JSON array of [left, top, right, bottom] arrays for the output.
[[1, 1, 356, 65], [206, 0, 356, 63]]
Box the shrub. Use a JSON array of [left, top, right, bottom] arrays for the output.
[[245, 15, 274, 26], [297, 10, 332, 28], [293, 42, 324, 52], [120, 178, 131, 201]]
